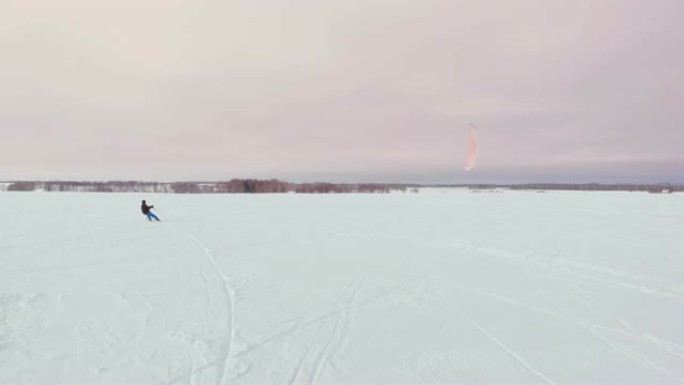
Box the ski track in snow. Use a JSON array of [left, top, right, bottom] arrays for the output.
[[460, 282, 684, 363], [572, 313, 684, 384], [167, 224, 241, 385], [568, 284, 684, 363], [287, 329, 318, 385], [521, 255, 684, 384], [561, 284, 684, 383], [437, 231, 684, 382], [162, 274, 384, 385], [240, 277, 416, 359], [423, 234, 684, 302], [286, 278, 365, 385], [450, 284, 564, 320], [434, 289, 559, 385], [309, 278, 365, 385], [2, 192, 683, 385]]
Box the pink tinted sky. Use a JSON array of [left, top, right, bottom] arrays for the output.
[[1, 0, 682, 183]]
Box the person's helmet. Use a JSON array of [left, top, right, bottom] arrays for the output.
[[142, 200, 146, 203]]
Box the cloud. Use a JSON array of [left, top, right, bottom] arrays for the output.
[[0, 0, 682, 182]]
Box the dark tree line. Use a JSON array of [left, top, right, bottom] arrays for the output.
[[7, 182, 36, 191], [502, 183, 682, 192], [5, 180, 680, 194], [424, 183, 682, 193], [3, 180, 400, 194]]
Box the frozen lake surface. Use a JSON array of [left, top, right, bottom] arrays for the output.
[[1, 190, 683, 385]]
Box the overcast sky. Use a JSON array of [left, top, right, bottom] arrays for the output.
[[1, 0, 682, 183]]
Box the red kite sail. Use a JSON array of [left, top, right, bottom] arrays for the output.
[[464, 124, 478, 171]]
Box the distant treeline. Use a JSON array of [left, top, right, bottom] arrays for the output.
[[460, 183, 683, 193], [2, 181, 681, 194], [516, 183, 682, 192], [2, 180, 407, 194]]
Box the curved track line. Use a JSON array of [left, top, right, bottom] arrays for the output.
[[309, 278, 365, 385], [288, 281, 361, 385], [569, 284, 684, 363], [525, 257, 684, 383], [287, 311, 332, 385], [240, 277, 416, 357], [435, 290, 558, 385], [562, 286, 684, 382], [166, 224, 238, 385]]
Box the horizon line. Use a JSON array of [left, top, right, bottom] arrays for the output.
[[2, 179, 683, 187]]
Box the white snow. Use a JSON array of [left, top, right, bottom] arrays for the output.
[[1, 191, 683, 385]]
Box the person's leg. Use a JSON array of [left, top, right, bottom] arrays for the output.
[[146, 213, 153, 221], [149, 212, 160, 221]]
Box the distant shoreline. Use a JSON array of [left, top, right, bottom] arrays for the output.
[[0, 180, 681, 193]]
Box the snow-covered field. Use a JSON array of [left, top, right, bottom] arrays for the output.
[[1, 191, 683, 385]]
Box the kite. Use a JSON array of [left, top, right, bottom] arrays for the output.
[[464, 123, 478, 172]]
